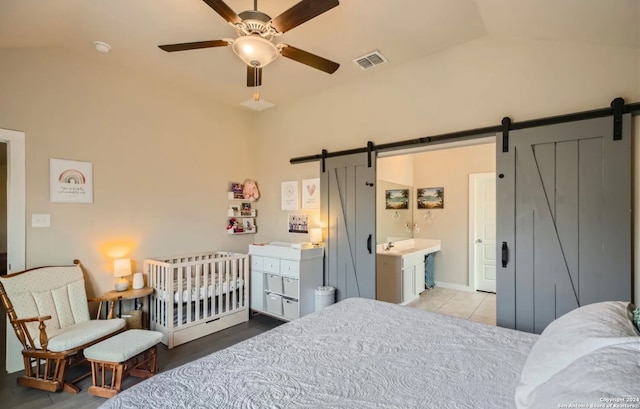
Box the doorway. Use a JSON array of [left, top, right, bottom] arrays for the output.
[[377, 140, 496, 292], [377, 142, 497, 322], [0, 128, 26, 373]]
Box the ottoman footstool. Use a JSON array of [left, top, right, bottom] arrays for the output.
[[84, 329, 163, 398]]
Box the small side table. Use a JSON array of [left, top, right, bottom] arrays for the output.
[[102, 287, 154, 328]]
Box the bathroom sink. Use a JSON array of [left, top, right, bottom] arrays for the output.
[[377, 239, 441, 256]]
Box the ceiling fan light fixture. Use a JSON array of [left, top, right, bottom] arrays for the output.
[[232, 35, 279, 68]]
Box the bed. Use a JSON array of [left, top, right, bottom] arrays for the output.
[[145, 251, 249, 349], [99, 297, 640, 409]]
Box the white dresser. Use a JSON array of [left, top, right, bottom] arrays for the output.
[[249, 242, 323, 321]]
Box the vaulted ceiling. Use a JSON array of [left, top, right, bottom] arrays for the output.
[[1, 0, 638, 110]]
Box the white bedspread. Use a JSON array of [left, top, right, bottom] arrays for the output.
[[99, 297, 537, 409]]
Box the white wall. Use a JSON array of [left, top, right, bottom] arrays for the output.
[[377, 155, 414, 186], [0, 47, 255, 295]]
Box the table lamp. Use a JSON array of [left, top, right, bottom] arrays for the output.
[[310, 228, 323, 246], [113, 258, 131, 292]]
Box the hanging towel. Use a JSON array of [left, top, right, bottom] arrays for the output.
[[424, 253, 435, 289]]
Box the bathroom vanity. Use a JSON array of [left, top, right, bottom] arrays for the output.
[[376, 239, 441, 304]]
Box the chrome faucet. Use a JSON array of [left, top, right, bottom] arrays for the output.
[[385, 241, 395, 251]]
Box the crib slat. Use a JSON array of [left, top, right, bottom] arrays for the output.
[[231, 258, 236, 311], [195, 262, 201, 322], [217, 259, 221, 313], [203, 260, 210, 319], [177, 266, 183, 327], [225, 259, 230, 313]]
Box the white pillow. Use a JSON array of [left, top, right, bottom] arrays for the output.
[[528, 341, 640, 408], [515, 301, 639, 409]]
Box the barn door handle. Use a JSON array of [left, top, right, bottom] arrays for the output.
[[501, 242, 509, 268], [367, 234, 372, 254]]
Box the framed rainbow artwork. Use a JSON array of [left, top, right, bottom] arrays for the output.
[[50, 158, 93, 203]]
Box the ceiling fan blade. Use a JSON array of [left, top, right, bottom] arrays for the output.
[[158, 40, 229, 52], [202, 0, 241, 24], [271, 0, 339, 33], [280, 45, 339, 74], [247, 65, 263, 87]]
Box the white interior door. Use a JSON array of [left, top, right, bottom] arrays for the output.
[[0, 128, 26, 373], [470, 173, 496, 293]]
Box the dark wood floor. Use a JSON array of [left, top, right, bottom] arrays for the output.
[[0, 313, 282, 409]]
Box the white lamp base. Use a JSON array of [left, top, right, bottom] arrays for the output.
[[115, 278, 129, 292]]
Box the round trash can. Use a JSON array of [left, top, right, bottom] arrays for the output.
[[315, 286, 336, 311]]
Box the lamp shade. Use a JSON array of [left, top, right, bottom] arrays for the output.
[[310, 228, 323, 244], [232, 35, 279, 68], [113, 258, 131, 278]]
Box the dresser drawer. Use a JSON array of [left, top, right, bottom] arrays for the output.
[[251, 255, 264, 271], [279, 260, 300, 278], [263, 257, 280, 274]]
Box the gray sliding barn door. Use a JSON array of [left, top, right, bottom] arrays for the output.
[[496, 115, 632, 334], [320, 153, 376, 301]]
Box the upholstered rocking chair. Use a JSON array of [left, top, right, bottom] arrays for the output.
[[0, 260, 126, 393]]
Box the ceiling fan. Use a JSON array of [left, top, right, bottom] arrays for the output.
[[159, 0, 340, 88]]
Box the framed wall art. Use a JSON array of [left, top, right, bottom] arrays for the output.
[[385, 189, 409, 209], [288, 214, 308, 234], [417, 187, 444, 209], [50, 158, 93, 203], [301, 178, 320, 209], [281, 180, 299, 210]]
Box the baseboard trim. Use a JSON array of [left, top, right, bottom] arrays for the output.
[[433, 281, 472, 292]]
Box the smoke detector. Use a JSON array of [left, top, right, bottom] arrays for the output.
[[93, 41, 111, 53]]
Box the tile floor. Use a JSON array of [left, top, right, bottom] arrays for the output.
[[407, 287, 496, 325]]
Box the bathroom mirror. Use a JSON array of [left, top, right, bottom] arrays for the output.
[[376, 155, 416, 245], [376, 180, 414, 244]]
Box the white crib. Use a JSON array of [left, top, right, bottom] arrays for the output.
[[145, 251, 250, 349]]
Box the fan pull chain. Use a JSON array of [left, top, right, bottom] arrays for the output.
[[253, 63, 260, 101]]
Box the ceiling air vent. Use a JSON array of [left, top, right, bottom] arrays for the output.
[[352, 50, 388, 70]]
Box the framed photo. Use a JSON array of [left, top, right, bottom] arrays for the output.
[[230, 182, 244, 199], [241, 202, 252, 216], [385, 189, 409, 209], [301, 178, 320, 209], [50, 158, 93, 203], [417, 187, 444, 209], [281, 180, 299, 210], [288, 214, 308, 234], [243, 218, 255, 230], [228, 205, 240, 217]]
